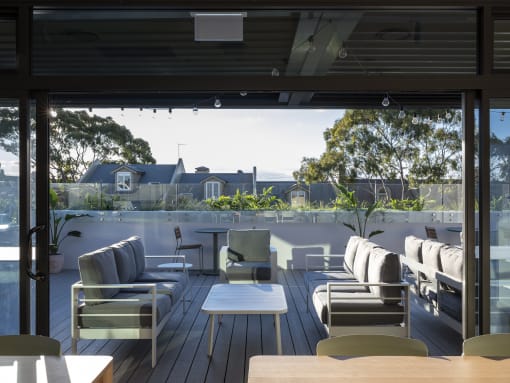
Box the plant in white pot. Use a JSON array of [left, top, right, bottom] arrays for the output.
[[49, 188, 90, 273]]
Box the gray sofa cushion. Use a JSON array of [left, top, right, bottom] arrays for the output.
[[343, 236, 365, 274], [136, 270, 187, 284], [421, 239, 444, 277], [78, 293, 172, 328], [126, 281, 184, 306], [227, 229, 270, 262], [111, 241, 137, 283], [352, 240, 377, 282], [308, 279, 368, 295], [124, 236, 146, 276], [439, 246, 463, 281], [405, 235, 423, 264], [368, 247, 402, 304], [313, 290, 405, 326], [225, 260, 271, 281], [78, 247, 120, 304]]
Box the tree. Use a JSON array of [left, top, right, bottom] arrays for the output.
[[294, 109, 462, 199]]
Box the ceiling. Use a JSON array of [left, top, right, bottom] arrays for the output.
[[29, 8, 478, 109]]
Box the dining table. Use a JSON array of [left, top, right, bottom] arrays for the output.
[[247, 355, 510, 383], [194, 227, 229, 274], [0, 354, 113, 383]]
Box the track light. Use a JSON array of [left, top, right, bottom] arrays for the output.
[[412, 113, 419, 125], [271, 67, 280, 77], [240, 91, 248, 97], [338, 42, 348, 59], [49, 108, 57, 118], [307, 35, 316, 53], [214, 97, 222, 108], [398, 107, 405, 119], [381, 94, 390, 107], [445, 111, 452, 119], [88, 107, 93, 113], [501, 112, 506, 122]]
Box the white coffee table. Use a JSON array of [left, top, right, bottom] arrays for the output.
[[201, 283, 288, 357]]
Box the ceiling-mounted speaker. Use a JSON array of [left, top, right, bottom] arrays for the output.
[[193, 13, 245, 42]]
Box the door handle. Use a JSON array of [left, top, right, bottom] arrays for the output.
[[25, 225, 46, 282]]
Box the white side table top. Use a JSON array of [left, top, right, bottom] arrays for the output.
[[201, 283, 288, 314], [157, 262, 193, 269]]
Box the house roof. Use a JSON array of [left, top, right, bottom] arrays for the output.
[[79, 163, 177, 184], [179, 173, 253, 184]]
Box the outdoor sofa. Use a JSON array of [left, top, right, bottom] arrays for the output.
[[304, 236, 410, 337], [401, 235, 463, 333], [71, 236, 189, 367]]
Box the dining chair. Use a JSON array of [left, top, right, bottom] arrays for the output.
[[462, 333, 510, 356], [0, 335, 61, 356], [174, 225, 204, 273], [316, 334, 429, 356]]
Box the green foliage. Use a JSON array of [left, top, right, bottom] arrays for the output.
[[49, 188, 90, 254], [384, 197, 425, 211], [204, 187, 287, 211], [294, 109, 462, 199], [334, 183, 383, 239]]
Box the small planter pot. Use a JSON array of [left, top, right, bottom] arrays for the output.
[[49, 253, 64, 274]]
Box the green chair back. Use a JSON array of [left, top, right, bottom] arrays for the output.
[[0, 335, 61, 356], [462, 333, 510, 357], [316, 335, 428, 356]]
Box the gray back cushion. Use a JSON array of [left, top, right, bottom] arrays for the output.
[[78, 247, 120, 304], [111, 241, 137, 283], [368, 247, 402, 304], [343, 236, 365, 274], [422, 239, 444, 275], [227, 229, 270, 262], [405, 235, 423, 263], [124, 236, 146, 276], [352, 240, 377, 282], [439, 245, 463, 281]]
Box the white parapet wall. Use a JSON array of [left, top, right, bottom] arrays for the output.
[[55, 210, 467, 271]]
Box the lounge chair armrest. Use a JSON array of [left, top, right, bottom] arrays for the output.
[[436, 271, 462, 291], [400, 254, 436, 281], [305, 254, 345, 271]]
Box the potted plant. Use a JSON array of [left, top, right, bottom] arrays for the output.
[[49, 188, 89, 273], [334, 183, 384, 239]]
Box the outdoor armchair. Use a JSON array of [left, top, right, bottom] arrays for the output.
[[219, 229, 278, 283]]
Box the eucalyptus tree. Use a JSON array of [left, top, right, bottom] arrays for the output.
[[294, 109, 462, 199]]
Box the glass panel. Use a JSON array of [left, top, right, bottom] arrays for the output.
[[0, 101, 20, 334], [494, 20, 510, 71], [32, 9, 477, 76], [489, 99, 510, 333], [0, 16, 16, 70]]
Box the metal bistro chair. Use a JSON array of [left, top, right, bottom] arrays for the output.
[[462, 333, 510, 357], [174, 226, 204, 273], [425, 226, 439, 240], [0, 335, 61, 356], [316, 334, 429, 357]]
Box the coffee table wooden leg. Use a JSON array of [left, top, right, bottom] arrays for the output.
[[208, 314, 215, 357], [275, 313, 282, 355]]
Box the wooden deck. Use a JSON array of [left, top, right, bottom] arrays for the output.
[[50, 270, 462, 383]]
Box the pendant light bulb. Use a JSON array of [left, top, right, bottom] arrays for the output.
[[338, 43, 348, 59], [49, 108, 57, 118], [501, 112, 506, 122], [412, 113, 419, 125], [193, 105, 199, 115], [398, 107, 405, 119], [381, 94, 390, 107], [214, 97, 222, 108]]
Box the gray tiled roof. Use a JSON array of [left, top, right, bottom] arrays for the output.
[[79, 164, 177, 184], [179, 173, 253, 184]]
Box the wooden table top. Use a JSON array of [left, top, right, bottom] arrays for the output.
[[248, 355, 510, 383], [0, 355, 113, 383]]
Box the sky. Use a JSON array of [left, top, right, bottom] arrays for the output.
[[88, 108, 345, 180]]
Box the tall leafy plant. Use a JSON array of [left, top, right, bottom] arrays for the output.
[[49, 188, 89, 254], [334, 183, 384, 239]]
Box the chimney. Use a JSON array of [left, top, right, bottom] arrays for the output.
[[252, 166, 257, 195], [195, 166, 210, 174]]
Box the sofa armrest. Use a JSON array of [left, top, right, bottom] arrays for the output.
[[305, 254, 345, 271], [270, 246, 278, 283], [436, 270, 462, 291], [400, 254, 437, 281], [219, 245, 229, 282], [325, 281, 410, 333], [72, 280, 158, 303]]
